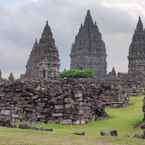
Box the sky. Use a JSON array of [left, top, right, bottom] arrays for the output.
[[0, 0, 145, 78]]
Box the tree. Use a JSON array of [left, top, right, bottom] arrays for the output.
[[60, 69, 95, 79]]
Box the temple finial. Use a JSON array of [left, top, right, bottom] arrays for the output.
[[40, 20, 53, 43], [84, 9, 94, 26], [136, 16, 143, 32]]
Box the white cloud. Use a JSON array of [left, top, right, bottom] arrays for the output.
[[102, 0, 145, 18]]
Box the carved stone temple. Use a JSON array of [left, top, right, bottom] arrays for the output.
[[21, 11, 145, 97], [128, 17, 145, 75], [25, 21, 60, 80], [70, 10, 107, 79], [1, 10, 145, 126]]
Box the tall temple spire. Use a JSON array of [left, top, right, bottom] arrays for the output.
[[31, 39, 39, 56], [40, 21, 53, 43], [128, 16, 145, 74], [136, 16, 143, 32], [84, 9, 94, 27], [33, 39, 38, 49], [31, 39, 39, 55], [43, 21, 52, 34], [0, 70, 2, 80], [94, 21, 99, 32], [71, 10, 107, 79], [26, 39, 39, 69], [25, 21, 60, 80], [131, 17, 144, 42], [108, 67, 117, 77], [8, 72, 15, 82], [111, 67, 116, 76]]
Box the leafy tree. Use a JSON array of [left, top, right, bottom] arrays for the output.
[[60, 69, 95, 79]]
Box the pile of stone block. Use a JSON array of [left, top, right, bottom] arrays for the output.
[[0, 79, 108, 125], [0, 78, 128, 125]]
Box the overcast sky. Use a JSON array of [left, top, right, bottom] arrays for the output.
[[0, 0, 145, 78]]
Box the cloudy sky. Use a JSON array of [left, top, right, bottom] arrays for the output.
[[0, 0, 145, 78]]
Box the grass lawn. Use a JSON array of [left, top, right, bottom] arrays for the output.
[[0, 96, 144, 145]]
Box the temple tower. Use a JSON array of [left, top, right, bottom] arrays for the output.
[[128, 17, 145, 75], [70, 10, 107, 78], [25, 21, 60, 80], [109, 67, 117, 77]]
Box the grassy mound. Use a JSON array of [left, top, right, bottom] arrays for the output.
[[0, 96, 144, 145]]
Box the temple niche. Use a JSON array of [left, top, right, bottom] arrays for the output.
[[25, 21, 60, 80]]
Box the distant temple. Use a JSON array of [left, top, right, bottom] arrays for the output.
[[70, 10, 107, 79], [23, 10, 145, 84], [128, 17, 145, 75], [25, 21, 60, 80], [0, 10, 144, 126]]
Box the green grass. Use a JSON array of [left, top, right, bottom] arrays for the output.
[[0, 96, 144, 145]]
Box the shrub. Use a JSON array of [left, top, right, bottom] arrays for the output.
[[60, 69, 95, 79]]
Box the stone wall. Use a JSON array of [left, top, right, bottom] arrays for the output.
[[0, 79, 127, 125]]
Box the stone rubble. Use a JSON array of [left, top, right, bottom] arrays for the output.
[[100, 130, 118, 137], [0, 79, 128, 125]]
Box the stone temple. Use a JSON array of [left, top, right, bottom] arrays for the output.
[[128, 17, 145, 75], [70, 10, 107, 79], [25, 21, 60, 80], [0, 10, 144, 126]]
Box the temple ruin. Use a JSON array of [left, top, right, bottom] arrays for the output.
[[25, 21, 60, 80], [0, 10, 144, 125], [70, 10, 107, 79]]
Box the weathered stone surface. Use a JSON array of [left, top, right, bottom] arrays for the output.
[[128, 17, 145, 75], [110, 130, 118, 136], [100, 130, 118, 137], [100, 131, 110, 136], [25, 21, 60, 80], [70, 10, 107, 79], [19, 122, 31, 129], [0, 79, 127, 125], [106, 69, 145, 98]]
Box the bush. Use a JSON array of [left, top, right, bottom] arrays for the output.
[[60, 69, 95, 79]]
